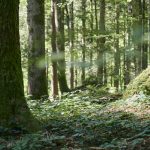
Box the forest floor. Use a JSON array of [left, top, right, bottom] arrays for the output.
[[0, 86, 150, 150]]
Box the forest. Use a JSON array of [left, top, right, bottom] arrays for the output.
[[0, 0, 150, 149]]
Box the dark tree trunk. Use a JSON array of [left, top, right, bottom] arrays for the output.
[[27, 0, 48, 99], [66, 2, 75, 89], [97, 0, 106, 85], [56, 0, 70, 93], [132, 0, 143, 75], [51, 0, 59, 98], [90, 0, 94, 65], [0, 0, 38, 129], [114, 4, 120, 91], [81, 0, 86, 84], [103, 52, 107, 85], [124, 6, 131, 87], [69, 2, 75, 89], [141, 0, 148, 70]]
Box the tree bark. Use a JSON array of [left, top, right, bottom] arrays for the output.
[[124, 4, 131, 87], [57, 0, 70, 93], [132, 0, 143, 75], [114, 3, 120, 91], [97, 0, 106, 85], [65, 3, 75, 89], [51, 0, 59, 98], [141, 0, 148, 70], [69, 2, 75, 89], [90, 0, 94, 66], [0, 0, 38, 130], [27, 0, 48, 99], [81, 0, 86, 84]]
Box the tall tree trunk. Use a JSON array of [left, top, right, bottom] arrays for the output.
[[66, 2, 75, 89], [124, 4, 131, 87], [94, 0, 99, 80], [69, 2, 75, 89], [51, 0, 59, 98], [132, 0, 142, 75], [0, 0, 37, 129], [81, 0, 86, 84], [114, 3, 120, 91], [57, 0, 70, 93], [141, 0, 148, 69], [27, 0, 48, 99], [94, 0, 98, 37], [97, 0, 106, 85], [149, 0, 150, 64], [90, 0, 94, 65]]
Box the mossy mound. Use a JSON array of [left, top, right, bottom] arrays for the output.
[[124, 67, 150, 98]]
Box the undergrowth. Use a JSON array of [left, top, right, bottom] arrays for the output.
[[0, 87, 150, 150]]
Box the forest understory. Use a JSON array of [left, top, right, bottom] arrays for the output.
[[0, 86, 149, 150]]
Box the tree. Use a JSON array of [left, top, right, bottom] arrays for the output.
[[132, 0, 143, 75], [0, 0, 36, 129], [27, 0, 48, 99], [81, 0, 87, 84], [66, 2, 75, 89], [57, 0, 70, 93], [97, 0, 106, 85], [124, 2, 131, 87], [89, 0, 94, 66], [141, 0, 148, 70], [51, 0, 59, 98], [114, 3, 120, 91]]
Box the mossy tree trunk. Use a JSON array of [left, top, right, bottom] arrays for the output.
[[27, 0, 48, 99], [0, 0, 35, 128]]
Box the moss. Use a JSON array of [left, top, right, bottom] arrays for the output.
[[123, 67, 150, 98]]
